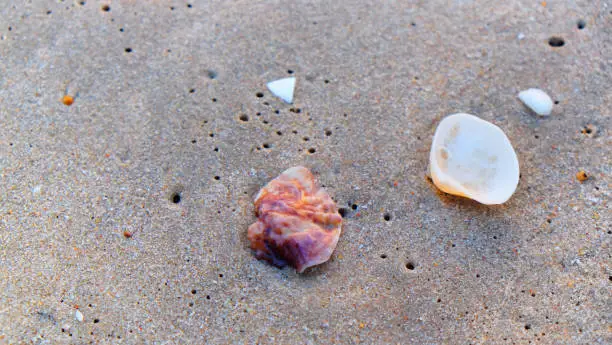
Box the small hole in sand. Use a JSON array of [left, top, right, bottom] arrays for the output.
[[383, 213, 392, 221], [101, 4, 110, 12], [308, 148, 316, 154], [171, 193, 181, 204], [548, 37, 565, 47], [239, 114, 249, 122], [577, 19, 586, 30], [405, 262, 415, 270], [581, 124, 597, 137], [380, 254, 387, 259], [256, 92, 264, 98]]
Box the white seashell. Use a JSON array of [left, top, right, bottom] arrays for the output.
[[429, 113, 520, 205], [75, 310, 84, 322], [266, 77, 296, 104], [518, 88, 553, 116]]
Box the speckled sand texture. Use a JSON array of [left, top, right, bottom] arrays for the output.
[[0, 1, 610, 344]]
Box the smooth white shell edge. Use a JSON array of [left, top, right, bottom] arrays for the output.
[[429, 113, 520, 205], [518, 88, 553, 116]]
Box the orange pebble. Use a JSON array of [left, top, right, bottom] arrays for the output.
[[62, 95, 74, 106], [576, 170, 588, 182]]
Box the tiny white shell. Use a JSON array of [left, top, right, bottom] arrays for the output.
[[266, 77, 296, 104], [429, 113, 520, 205], [75, 310, 84, 322], [518, 88, 553, 116]]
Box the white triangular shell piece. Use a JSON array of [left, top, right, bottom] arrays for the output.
[[518, 88, 553, 116], [266, 77, 295, 104], [429, 113, 520, 205]]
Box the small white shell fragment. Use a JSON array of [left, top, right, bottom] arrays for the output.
[[429, 113, 520, 205], [518, 88, 553, 116], [75, 310, 83, 322], [266, 77, 296, 104], [517, 33, 525, 40]]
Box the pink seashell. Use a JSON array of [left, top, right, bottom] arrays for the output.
[[247, 166, 342, 273]]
